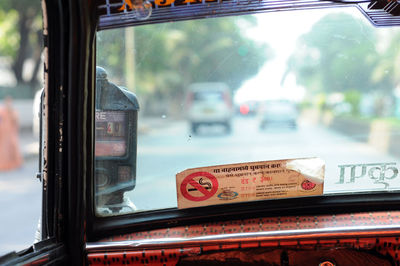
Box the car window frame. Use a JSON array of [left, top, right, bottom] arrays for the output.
[[7, 2, 398, 265], [87, 1, 400, 242]]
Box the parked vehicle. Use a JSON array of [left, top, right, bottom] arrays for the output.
[[185, 82, 233, 134], [2, 0, 400, 265], [259, 100, 298, 129], [237, 100, 260, 116]]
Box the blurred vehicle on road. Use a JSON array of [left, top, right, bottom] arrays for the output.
[[259, 99, 298, 129], [237, 100, 260, 116], [185, 82, 233, 134]]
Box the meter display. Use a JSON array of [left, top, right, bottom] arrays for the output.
[[95, 111, 127, 157], [95, 66, 139, 215]]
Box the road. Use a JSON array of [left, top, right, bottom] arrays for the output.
[[129, 116, 400, 211], [1, 115, 400, 255], [0, 159, 40, 256]]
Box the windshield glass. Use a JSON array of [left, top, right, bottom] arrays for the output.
[[95, 7, 400, 215]]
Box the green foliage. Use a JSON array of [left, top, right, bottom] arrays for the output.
[[97, 16, 271, 100], [287, 13, 379, 94], [315, 93, 327, 110], [344, 90, 361, 115], [372, 32, 400, 91], [97, 30, 125, 80], [0, 0, 41, 60], [0, 0, 42, 89], [0, 9, 19, 58]]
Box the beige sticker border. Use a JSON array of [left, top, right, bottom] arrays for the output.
[[176, 157, 325, 209]]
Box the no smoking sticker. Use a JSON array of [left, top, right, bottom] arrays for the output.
[[176, 158, 324, 209], [180, 172, 219, 201]]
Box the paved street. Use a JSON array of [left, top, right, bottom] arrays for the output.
[[0, 158, 40, 255], [129, 116, 400, 211], [1, 115, 400, 255]]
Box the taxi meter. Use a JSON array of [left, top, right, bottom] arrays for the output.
[[95, 67, 139, 214]]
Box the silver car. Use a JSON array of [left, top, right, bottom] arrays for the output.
[[185, 82, 233, 134]]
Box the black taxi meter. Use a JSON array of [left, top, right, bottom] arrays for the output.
[[95, 67, 139, 213]]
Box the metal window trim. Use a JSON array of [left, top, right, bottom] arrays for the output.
[[97, 0, 400, 30], [86, 224, 400, 252]]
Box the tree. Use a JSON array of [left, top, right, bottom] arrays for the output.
[[371, 31, 400, 92], [0, 0, 42, 91], [286, 13, 379, 94], [97, 15, 272, 101]]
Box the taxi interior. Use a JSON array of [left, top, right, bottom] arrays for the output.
[[2, 0, 400, 265]]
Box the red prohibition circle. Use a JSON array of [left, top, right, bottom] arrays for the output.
[[180, 172, 219, 202]]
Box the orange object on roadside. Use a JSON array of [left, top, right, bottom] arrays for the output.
[[0, 98, 23, 170]]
